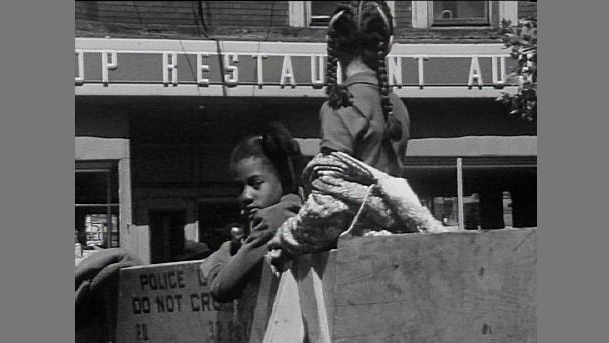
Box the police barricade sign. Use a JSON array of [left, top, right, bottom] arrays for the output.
[[115, 260, 257, 343]]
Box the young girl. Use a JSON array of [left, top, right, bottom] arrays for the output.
[[265, 2, 446, 269], [321, 0, 409, 177], [200, 122, 305, 302]]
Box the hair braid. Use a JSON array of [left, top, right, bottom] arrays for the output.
[[326, 42, 339, 108], [326, 37, 352, 108], [326, 4, 358, 109], [376, 41, 402, 141]]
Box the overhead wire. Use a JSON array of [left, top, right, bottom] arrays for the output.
[[197, 1, 209, 38], [163, 1, 283, 98]]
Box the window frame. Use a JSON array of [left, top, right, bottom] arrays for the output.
[[289, 1, 396, 28], [75, 160, 120, 248], [412, 1, 518, 29], [429, 1, 491, 27]]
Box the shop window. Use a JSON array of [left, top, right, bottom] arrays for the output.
[[426, 194, 481, 230], [431, 1, 490, 26], [412, 1, 517, 28], [289, 1, 395, 27], [75, 161, 120, 249], [309, 1, 340, 26], [423, 193, 515, 230]]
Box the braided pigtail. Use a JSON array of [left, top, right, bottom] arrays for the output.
[[326, 39, 350, 109], [356, 1, 401, 141], [326, 7, 355, 109], [377, 41, 402, 141]]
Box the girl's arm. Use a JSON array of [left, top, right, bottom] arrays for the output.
[[200, 194, 301, 302], [201, 240, 267, 303]]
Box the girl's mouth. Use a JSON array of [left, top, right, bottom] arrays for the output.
[[245, 207, 258, 218]]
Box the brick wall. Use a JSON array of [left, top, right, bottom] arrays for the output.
[[206, 1, 288, 27], [76, 1, 201, 25], [75, 1, 512, 43], [75, 1, 288, 28]]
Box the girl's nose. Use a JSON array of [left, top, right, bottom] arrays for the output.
[[240, 186, 254, 204]]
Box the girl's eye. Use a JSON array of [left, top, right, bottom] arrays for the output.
[[249, 178, 263, 189]]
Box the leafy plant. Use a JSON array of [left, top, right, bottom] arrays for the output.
[[496, 17, 537, 123]]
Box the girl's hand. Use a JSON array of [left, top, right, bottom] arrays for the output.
[[245, 205, 283, 248], [265, 248, 292, 275], [244, 198, 301, 248], [245, 225, 275, 248]]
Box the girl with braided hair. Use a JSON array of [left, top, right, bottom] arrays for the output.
[[263, 1, 424, 271], [321, 0, 410, 177], [200, 122, 305, 302]]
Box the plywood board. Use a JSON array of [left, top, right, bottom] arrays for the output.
[[330, 228, 536, 343]]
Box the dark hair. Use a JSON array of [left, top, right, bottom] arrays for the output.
[[326, 1, 402, 141], [229, 122, 305, 195]]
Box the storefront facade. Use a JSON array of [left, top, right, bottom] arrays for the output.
[[75, 1, 537, 263]]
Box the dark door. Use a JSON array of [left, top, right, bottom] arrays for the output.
[[149, 210, 186, 263], [198, 201, 241, 252]]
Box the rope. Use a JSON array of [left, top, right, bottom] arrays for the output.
[[340, 184, 375, 237]]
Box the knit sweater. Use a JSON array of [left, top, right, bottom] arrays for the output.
[[200, 193, 302, 303]]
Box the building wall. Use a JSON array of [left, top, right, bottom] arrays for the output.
[[76, 1, 288, 28], [76, 1, 536, 42]]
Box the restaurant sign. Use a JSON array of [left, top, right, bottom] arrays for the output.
[[75, 38, 518, 97]]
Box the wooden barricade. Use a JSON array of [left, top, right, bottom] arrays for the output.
[[115, 228, 536, 342], [265, 228, 537, 343]]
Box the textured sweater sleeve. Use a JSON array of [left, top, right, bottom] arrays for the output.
[[203, 241, 268, 303], [200, 194, 301, 303]]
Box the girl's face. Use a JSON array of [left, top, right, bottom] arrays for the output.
[[234, 157, 283, 220]]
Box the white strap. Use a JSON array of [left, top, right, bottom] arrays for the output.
[[340, 184, 375, 238]]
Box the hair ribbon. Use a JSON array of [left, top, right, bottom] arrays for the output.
[[328, 9, 346, 29], [374, 4, 391, 33]]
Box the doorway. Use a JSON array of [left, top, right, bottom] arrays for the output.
[[149, 210, 186, 263]]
